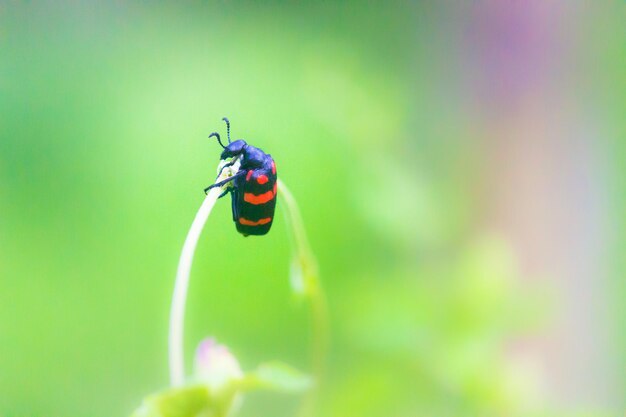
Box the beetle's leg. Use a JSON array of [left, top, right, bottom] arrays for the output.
[[204, 170, 246, 194], [231, 189, 239, 221], [216, 160, 236, 179], [218, 188, 231, 199]]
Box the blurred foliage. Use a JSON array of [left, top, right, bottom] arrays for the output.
[[0, 2, 623, 417], [132, 360, 310, 417]]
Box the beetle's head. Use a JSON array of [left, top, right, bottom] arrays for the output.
[[220, 139, 247, 159], [208, 118, 247, 160]]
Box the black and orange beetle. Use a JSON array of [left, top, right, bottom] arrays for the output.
[[204, 117, 277, 236]]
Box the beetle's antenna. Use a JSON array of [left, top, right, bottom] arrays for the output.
[[222, 117, 231, 143], [209, 132, 226, 149]]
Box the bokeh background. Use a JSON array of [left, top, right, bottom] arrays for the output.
[[0, 2, 624, 416]]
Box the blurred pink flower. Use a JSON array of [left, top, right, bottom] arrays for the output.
[[194, 338, 244, 392]]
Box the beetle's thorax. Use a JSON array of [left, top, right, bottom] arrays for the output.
[[240, 144, 268, 169]]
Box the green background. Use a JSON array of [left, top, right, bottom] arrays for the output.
[[0, 2, 624, 416]]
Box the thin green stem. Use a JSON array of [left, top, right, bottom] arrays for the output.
[[169, 187, 222, 387], [169, 158, 241, 387], [277, 180, 329, 417]]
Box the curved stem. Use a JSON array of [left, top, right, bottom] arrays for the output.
[[278, 180, 329, 417], [169, 187, 222, 386]]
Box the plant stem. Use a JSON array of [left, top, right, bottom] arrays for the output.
[[169, 187, 222, 387], [277, 180, 329, 417]]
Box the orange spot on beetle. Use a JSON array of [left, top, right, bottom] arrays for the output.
[[271, 161, 276, 175], [273, 183, 277, 195], [246, 171, 253, 181], [244, 190, 275, 205], [256, 175, 269, 185], [239, 217, 272, 226]]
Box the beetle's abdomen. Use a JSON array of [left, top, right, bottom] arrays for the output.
[[234, 159, 277, 236]]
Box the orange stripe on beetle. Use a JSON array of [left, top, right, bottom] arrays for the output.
[[244, 190, 275, 205], [246, 171, 253, 181], [239, 217, 272, 226], [271, 161, 276, 175]]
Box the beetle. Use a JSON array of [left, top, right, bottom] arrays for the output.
[[204, 117, 277, 236]]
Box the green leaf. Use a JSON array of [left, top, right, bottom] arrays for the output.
[[130, 384, 232, 417], [239, 361, 313, 393], [130, 362, 310, 417]]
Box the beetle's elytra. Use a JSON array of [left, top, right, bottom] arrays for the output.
[[204, 117, 277, 236]]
